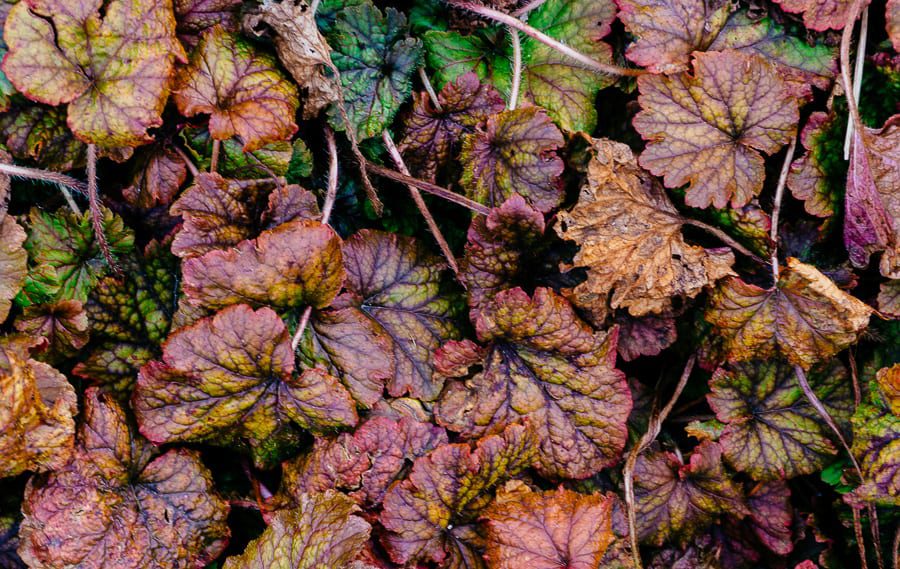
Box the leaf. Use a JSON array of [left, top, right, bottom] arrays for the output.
[[773, 0, 853, 31], [281, 415, 447, 507], [328, 2, 422, 139], [746, 481, 793, 556], [170, 173, 269, 258], [877, 363, 900, 414], [705, 258, 872, 368], [174, 26, 299, 152], [0, 338, 76, 477], [422, 29, 501, 87], [842, 115, 900, 277], [633, 50, 799, 209], [787, 112, 845, 217], [223, 491, 371, 569], [617, 0, 733, 73], [878, 279, 900, 318], [0, 215, 27, 322], [182, 218, 344, 311], [380, 424, 537, 567], [174, 0, 241, 47], [134, 304, 358, 467], [436, 287, 631, 479], [122, 145, 188, 209], [340, 230, 463, 401], [263, 183, 321, 228], [461, 194, 546, 313], [2, 0, 185, 148], [249, 0, 340, 120], [483, 486, 615, 569], [73, 239, 177, 392], [18, 388, 230, 568], [708, 12, 837, 100], [460, 107, 565, 211], [890, 0, 900, 52], [0, 103, 85, 171], [23, 207, 135, 302], [399, 71, 504, 181], [633, 441, 749, 546], [557, 138, 735, 318], [849, 398, 900, 506], [13, 300, 89, 361], [616, 312, 678, 362], [707, 359, 854, 480], [180, 126, 296, 180]]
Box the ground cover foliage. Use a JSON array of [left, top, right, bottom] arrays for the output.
[[0, 0, 898, 567]]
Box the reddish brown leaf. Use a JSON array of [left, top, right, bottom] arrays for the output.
[[0, 215, 26, 322], [122, 145, 189, 209], [615, 312, 678, 362], [773, 0, 853, 31], [13, 300, 89, 361], [747, 481, 793, 555], [787, 112, 843, 217], [175, 0, 241, 47]]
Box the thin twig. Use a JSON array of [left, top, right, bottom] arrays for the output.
[[366, 162, 492, 215], [511, 0, 547, 16], [508, 27, 522, 110], [320, 126, 340, 224], [770, 136, 798, 280], [383, 130, 459, 274], [840, 0, 868, 137], [443, 0, 644, 77], [210, 139, 221, 173], [623, 355, 697, 569], [682, 218, 768, 265], [854, 508, 871, 569], [290, 305, 313, 352], [0, 163, 84, 214], [892, 524, 899, 569], [419, 67, 443, 112], [844, 5, 869, 159], [171, 145, 200, 178], [310, 0, 321, 14], [870, 503, 885, 569], [86, 144, 119, 274]]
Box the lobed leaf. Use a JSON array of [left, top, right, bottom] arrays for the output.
[[174, 0, 241, 47], [0, 103, 85, 171], [849, 371, 900, 506], [14, 300, 89, 362], [773, 0, 853, 31], [787, 112, 845, 217], [633, 50, 799, 209], [122, 145, 188, 209], [0, 215, 26, 322]]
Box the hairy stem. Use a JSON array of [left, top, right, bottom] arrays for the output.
[[0, 162, 85, 214], [320, 126, 340, 225], [419, 67, 443, 112], [770, 136, 798, 279], [366, 162, 492, 215], [624, 355, 697, 569], [444, 0, 644, 77], [86, 144, 119, 274], [508, 27, 522, 110], [383, 130, 459, 274], [511, 0, 547, 16]]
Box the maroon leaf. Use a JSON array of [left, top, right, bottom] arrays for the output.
[[122, 145, 189, 209]]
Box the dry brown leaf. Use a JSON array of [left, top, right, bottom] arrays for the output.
[[556, 138, 735, 318]]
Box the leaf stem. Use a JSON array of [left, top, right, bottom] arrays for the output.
[[770, 136, 798, 280], [172, 145, 200, 178], [511, 0, 547, 17], [844, 4, 869, 159], [320, 126, 339, 225], [290, 306, 313, 352], [508, 27, 522, 110], [366, 162, 491, 215], [210, 139, 221, 173], [682, 218, 768, 265], [86, 144, 119, 274], [623, 354, 696, 569], [443, 0, 645, 77], [419, 67, 443, 112], [383, 130, 459, 274], [0, 162, 85, 215]]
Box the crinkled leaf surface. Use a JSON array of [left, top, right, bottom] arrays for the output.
[[341, 230, 462, 401], [2, 0, 185, 147], [634, 50, 799, 209], [773, 0, 853, 31], [878, 279, 900, 318], [174, 0, 241, 47], [23, 207, 134, 302], [849, 379, 900, 506], [877, 363, 900, 414], [460, 107, 564, 211], [461, 194, 546, 313], [557, 138, 735, 317], [223, 491, 371, 569], [708, 359, 854, 480], [706, 258, 872, 368], [328, 2, 422, 139], [787, 112, 845, 217], [14, 299, 88, 361], [0, 215, 26, 322], [747, 481, 793, 555], [181, 126, 296, 180], [399, 71, 504, 181], [18, 388, 230, 568], [134, 304, 358, 467], [174, 26, 299, 151], [484, 486, 615, 569], [380, 424, 537, 567], [436, 287, 631, 479], [633, 441, 749, 546], [616, 312, 678, 362], [0, 339, 76, 477], [183, 218, 343, 311], [122, 145, 188, 209], [617, 0, 732, 73], [0, 103, 85, 171], [282, 415, 447, 507]]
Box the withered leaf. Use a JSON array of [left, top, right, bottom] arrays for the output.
[[705, 258, 872, 368], [436, 287, 631, 479], [18, 389, 230, 568], [633, 50, 799, 209], [556, 138, 734, 318]]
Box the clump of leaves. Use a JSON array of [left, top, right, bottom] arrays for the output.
[[0, 0, 897, 567]]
